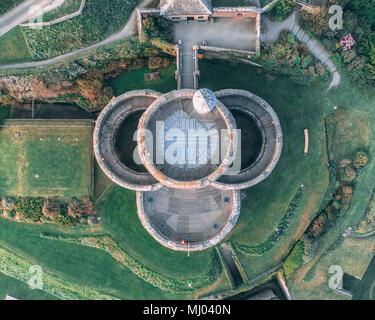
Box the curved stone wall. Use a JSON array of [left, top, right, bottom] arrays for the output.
[[94, 90, 163, 191], [211, 89, 283, 190], [136, 187, 241, 251], [137, 89, 237, 190]]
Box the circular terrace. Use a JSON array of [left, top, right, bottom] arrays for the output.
[[137, 187, 241, 251], [137, 89, 237, 190], [211, 89, 283, 190], [93, 90, 163, 191]]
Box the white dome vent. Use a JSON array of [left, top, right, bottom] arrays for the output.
[[193, 88, 217, 114]]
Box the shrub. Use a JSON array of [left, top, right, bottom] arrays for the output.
[[42, 199, 61, 220], [340, 166, 356, 182], [269, 0, 297, 21], [353, 151, 368, 168], [68, 199, 95, 218], [307, 214, 326, 238], [288, 32, 296, 44], [2, 197, 15, 212], [16, 197, 43, 222], [284, 240, 304, 275], [142, 16, 173, 43], [6, 210, 16, 219], [340, 185, 353, 211], [301, 235, 318, 263]]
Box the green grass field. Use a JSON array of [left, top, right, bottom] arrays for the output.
[[0, 119, 93, 198], [21, 0, 140, 60], [0, 273, 56, 300], [287, 237, 375, 300], [110, 64, 177, 95], [285, 75, 375, 299], [198, 59, 330, 279], [0, 28, 33, 65], [0, 59, 374, 300], [39, 0, 82, 23]]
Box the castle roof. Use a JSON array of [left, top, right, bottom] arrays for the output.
[[160, 0, 212, 16]]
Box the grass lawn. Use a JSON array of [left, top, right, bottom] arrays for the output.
[[0, 273, 56, 300], [0, 59, 373, 299], [39, 0, 83, 22], [198, 59, 330, 279], [285, 75, 375, 298], [99, 186, 218, 282], [326, 109, 370, 162], [0, 28, 33, 65], [287, 237, 375, 300], [0, 119, 93, 198], [353, 254, 375, 300], [93, 161, 112, 201], [0, 218, 183, 299], [110, 64, 177, 95], [22, 0, 140, 60]]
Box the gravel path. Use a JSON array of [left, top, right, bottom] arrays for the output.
[[347, 229, 375, 240], [261, 11, 341, 89], [0, 0, 64, 37], [0, 0, 154, 71]]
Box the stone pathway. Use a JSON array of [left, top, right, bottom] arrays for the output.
[[0, 0, 64, 37], [19, 0, 85, 27], [180, 43, 195, 89], [261, 11, 341, 89]]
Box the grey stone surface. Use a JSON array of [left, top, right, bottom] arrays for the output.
[[211, 89, 283, 190], [160, 0, 212, 16], [94, 90, 163, 191], [137, 187, 241, 251]]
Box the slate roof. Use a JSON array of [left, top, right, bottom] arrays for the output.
[[160, 0, 212, 15]]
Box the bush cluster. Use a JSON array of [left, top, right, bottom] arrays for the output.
[[300, 0, 375, 95], [254, 31, 329, 85], [1, 196, 97, 226]]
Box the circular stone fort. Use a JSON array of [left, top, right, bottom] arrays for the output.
[[94, 88, 282, 251]]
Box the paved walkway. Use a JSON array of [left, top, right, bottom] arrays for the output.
[[347, 228, 375, 240], [174, 18, 258, 89], [0, 0, 64, 37], [261, 11, 341, 89], [0, 0, 154, 71], [20, 0, 85, 27]]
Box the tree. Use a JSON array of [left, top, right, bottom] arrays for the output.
[[307, 214, 326, 238], [68, 199, 95, 219], [16, 197, 43, 222], [301, 235, 318, 263], [42, 199, 60, 220], [340, 166, 356, 182], [353, 151, 368, 168]]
